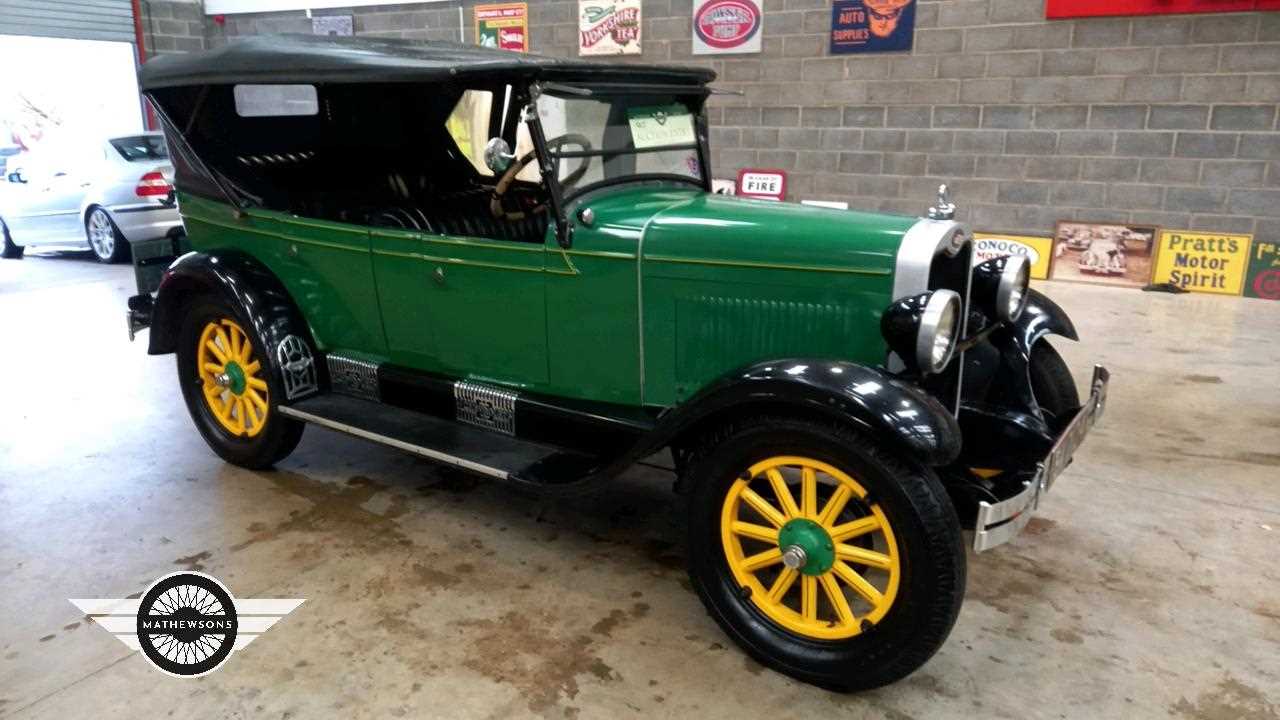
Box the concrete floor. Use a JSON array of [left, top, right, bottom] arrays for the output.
[[1, 250, 1278, 720]]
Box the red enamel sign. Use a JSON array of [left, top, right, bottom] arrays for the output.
[[1046, 0, 1280, 19]]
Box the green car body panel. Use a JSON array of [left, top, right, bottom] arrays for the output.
[[175, 185, 918, 410]]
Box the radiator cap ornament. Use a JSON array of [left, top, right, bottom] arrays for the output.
[[927, 183, 956, 221]]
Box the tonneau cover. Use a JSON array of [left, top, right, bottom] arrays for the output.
[[139, 34, 716, 90]]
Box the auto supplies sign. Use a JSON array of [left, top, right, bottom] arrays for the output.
[[1244, 239, 1280, 300], [476, 3, 529, 52], [1151, 230, 1252, 296], [830, 0, 916, 54], [973, 233, 1054, 280], [579, 0, 642, 56], [736, 168, 787, 201], [693, 0, 762, 55]]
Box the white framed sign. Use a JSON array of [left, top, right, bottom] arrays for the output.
[[693, 0, 763, 55], [579, 0, 642, 56]]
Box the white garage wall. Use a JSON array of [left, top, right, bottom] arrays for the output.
[[0, 0, 135, 44]]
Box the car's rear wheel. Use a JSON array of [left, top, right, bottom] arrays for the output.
[[1, 221, 22, 259], [177, 296, 304, 469], [86, 207, 128, 263], [685, 415, 965, 691]]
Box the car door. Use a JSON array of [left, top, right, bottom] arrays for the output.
[[370, 85, 549, 388], [2, 165, 89, 244]]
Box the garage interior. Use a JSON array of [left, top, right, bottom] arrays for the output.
[[2, 1, 1279, 718]]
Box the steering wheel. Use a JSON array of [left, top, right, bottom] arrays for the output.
[[490, 133, 593, 221]]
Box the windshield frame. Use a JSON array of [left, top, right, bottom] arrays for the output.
[[527, 81, 712, 245]]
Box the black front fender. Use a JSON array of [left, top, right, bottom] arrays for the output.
[[963, 288, 1078, 413], [651, 359, 962, 467], [148, 250, 313, 362]]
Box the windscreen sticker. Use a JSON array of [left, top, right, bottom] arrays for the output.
[[627, 105, 695, 149]]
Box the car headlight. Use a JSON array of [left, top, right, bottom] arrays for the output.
[[973, 255, 1030, 323], [880, 289, 962, 375]]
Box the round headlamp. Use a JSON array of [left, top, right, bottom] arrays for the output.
[[880, 289, 962, 375], [973, 255, 1031, 323]]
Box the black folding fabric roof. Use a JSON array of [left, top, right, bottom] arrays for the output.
[[139, 35, 716, 90]]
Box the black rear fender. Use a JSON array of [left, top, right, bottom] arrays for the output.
[[148, 250, 321, 400]]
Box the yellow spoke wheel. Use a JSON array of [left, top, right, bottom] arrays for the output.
[[195, 318, 270, 438], [720, 455, 901, 640]]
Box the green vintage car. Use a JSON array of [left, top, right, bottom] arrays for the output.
[[130, 36, 1108, 690]]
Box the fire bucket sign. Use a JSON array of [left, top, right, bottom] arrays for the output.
[[693, 0, 763, 55], [736, 168, 787, 201]]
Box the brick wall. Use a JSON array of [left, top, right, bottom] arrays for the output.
[[146, 0, 1280, 241], [139, 0, 205, 55]]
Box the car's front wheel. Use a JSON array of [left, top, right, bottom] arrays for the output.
[[176, 296, 304, 469], [85, 207, 127, 263], [685, 415, 966, 691]]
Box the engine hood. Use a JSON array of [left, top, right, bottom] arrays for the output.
[[570, 185, 916, 276]]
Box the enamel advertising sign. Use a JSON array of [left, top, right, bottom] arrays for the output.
[[579, 0, 642, 56], [1151, 230, 1252, 296], [475, 3, 528, 52], [1047, 0, 1280, 19], [830, 0, 916, 54], [1245, 239, 1280, 300], [736, 168, 787, 201], [973, 233, 1054, 280], [693, 0, 763, 55]]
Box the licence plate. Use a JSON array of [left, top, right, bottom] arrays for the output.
[[1041, 365, 1109, 493]]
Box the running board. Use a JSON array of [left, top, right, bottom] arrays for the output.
[[279, 394, 597, 482]]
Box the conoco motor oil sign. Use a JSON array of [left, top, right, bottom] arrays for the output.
[[579, 0, 642, 56], [693, 0, 763, 55]]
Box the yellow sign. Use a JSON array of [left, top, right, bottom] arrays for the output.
[[1151, 230, 1252, 295], [973, 233, 1054, 280]]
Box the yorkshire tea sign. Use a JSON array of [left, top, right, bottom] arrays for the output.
[[973, 233, 1053, 280], [579, 0, 641, 56], [1152, 230, 1252, 295]]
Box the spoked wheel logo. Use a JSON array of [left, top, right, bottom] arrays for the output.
[[136, 572, 238, 677]]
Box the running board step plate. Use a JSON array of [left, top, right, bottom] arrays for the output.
[[280, 394, 580, 481]]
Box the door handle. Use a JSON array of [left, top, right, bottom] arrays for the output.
[[433, 266, 445, 285]]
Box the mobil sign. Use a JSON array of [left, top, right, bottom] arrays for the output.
[[736, 168, 786, 201]]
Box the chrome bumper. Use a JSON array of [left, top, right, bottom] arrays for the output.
[[973, 365, 1110, 552]]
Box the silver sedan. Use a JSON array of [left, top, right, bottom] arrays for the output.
[[0, 132, 181, 263]]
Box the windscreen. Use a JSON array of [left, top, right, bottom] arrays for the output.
[[110, 136, 169, 162], [537, 91, 703, 197]]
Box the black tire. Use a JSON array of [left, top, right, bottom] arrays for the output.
[[685, 415, 966, 691], [176, 295, 304, 469], [1, 221, 22, 259], [1029, 341, 1080, 422], [85, 206, 129, 263]]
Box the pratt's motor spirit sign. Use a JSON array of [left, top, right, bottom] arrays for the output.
[[1047, 0, 1280, 18], [579, 0, 642, 56], [1151, 230, 1252, 295], [736, 168, 787, 201], [693, 0, 763, 55], [475, 3, 528, 52], [973, 233, 1054, 280]]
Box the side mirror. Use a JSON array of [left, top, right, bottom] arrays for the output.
[[483, 137, 514, 174]]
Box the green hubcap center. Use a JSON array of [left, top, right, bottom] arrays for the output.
[[778, 518, 835, 576], [223, 361, 247, 395]]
